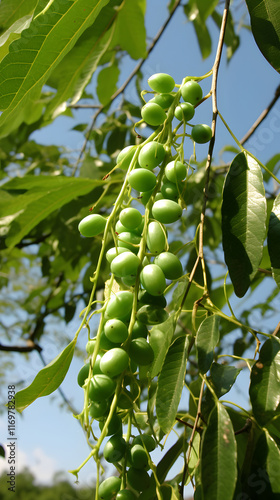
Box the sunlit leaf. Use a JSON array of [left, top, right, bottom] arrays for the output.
[[14, 338, 77, 413], [97, 62, 120, 105], [196, 314, 220, 373], [221, 152, 267, 297], [111, 0, 146, 59], [0, 0, 38, 30], [149, 314, 176, 378]]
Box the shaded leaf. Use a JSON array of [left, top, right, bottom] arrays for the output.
[[156, 434, 185, 483], [156, 336, 189, 434], [196, 314, 220, 373], [0, 445, 5, 458], [212, 9, 240, 60], [149, 314, 176, 378], [221, 152, 267, 297], [184, 4, 212, 59], [0, 15, 32, 63], [267, 193, 280, 289], [245, 0, 280, 73], [1, 176, 105, 247], [97, 62, 120, 105], [265, 431, 280, 493], [0, 0, 111, 137], [249, 336, 280, 425], [201, 403, 237, 500], [210, 363, 241, 398], [14, 338, 77, 413]]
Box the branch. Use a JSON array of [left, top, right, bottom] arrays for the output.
[[72, 0, 183, 174], [240, 84, 280, 145], [0, 341, 42, 353]]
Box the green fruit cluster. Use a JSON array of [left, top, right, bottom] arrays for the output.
[[77, 71, 212, 499]]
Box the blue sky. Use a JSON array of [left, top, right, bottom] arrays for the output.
[[1, 0, 280, 494]]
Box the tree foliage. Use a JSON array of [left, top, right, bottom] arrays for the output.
[[0, 0, 280, 499]]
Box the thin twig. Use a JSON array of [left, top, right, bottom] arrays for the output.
[[240, 84, 280, 145], [0, 342, 42, 353], [198, 0, 230, 287], [272, 321, 280, 337], [72, 0, 183, 175]]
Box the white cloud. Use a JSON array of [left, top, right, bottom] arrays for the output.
[[0, 445, 59, 484]]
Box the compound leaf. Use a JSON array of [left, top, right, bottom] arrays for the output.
[[201, 403, 237, 500], [14, 338, 77, 413], [249, 336, 280, 425], [221, 152, 266, 297]]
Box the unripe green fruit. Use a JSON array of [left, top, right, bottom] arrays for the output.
[[148, 73, 175, 93], [131, 320, 148, 339], [138, 290, 167, 309], [99, 476, 121, 499], [78, 214, 106, 237], [181, 80, 203, 105], [119, 207, 143, 230], [146, 221, 166, 254], [128, 169, 157, 192], [130, 444, 149, 469], [174, 102, 195, 121], [103, 435, 126, 463], [136, 304, 168, 325], [117, 145, 137, 170], [138, 142, 165, 170], [191, 124, 212, 144], [141, 103, 166, 126], [99, 413, 122, 436], [132, 434, 156, 452], [100, 330, 119, 350], [154, 192, 164, 201], [127, 467, 151, 491], [92, 353, 104, 375], [117, 232, 141, 254], [106, 247, 127, 264], [89, 400, 109, 419], [104, 319, 128, 343], [117, 389, 135, 409], [165, 160, 187, 183], [140, 264, 166, 296], [161, 181, 178, 201], [139, 189, 153, 205], [86, 339, 96, 354], [149, 93, 174, 109], [106, 291, 134, 319], [129, 338, 154, 366], [111, 251, 141, 278], [77, 363, 90, 387], [122, 275, 137, 286], [152, 199, 182, 224], [116, 490, 137, 500], [89, 374, 116, 401], [154, 252, 183, 279], [100, 348, 129, 378]]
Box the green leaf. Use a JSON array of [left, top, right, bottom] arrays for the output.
[[46, 1, 121, 118], [201, 403, 237, 500], [14, 338, 77, 413], [111, 0, 146, 59], [97, 62, 120, 105], [0, 0, 38, 30], [184, 4, 212, 59], [1, 176, 104, 247], [210, 363, 241, 398], [265, 431, 280, 493], [245, 0, 280, 73], [156, 336, 189, 434], [0, 15, 32, 63], [156, 434, 185, 483], [267, 194, 280, 289], [249, 336, 280, 425], [0, 445, 5, 458], [149, 314, 176, 378], [196, 314, 220, 373], [0, 0, 111, 137], [221, 152, 267, 297]]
